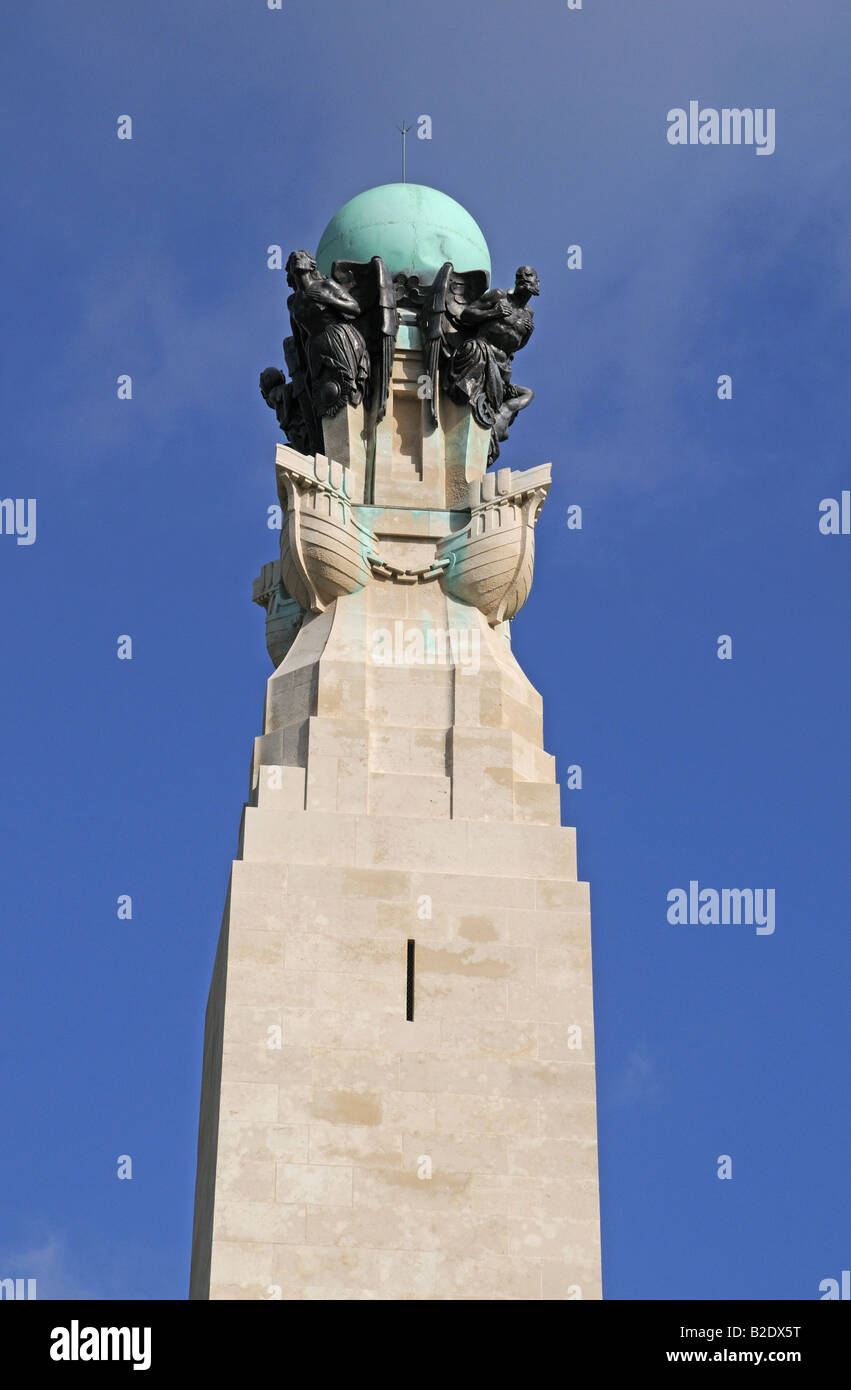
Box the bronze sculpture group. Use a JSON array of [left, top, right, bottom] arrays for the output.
[[261, 252, 539, 465]]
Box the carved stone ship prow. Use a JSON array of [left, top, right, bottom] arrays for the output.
[[274, 444, 374, 612], [437, 462, 551, 626]]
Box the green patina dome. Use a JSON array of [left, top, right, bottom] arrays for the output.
[[315, 183, 491, 282]]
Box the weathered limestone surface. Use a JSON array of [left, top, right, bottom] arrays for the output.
[[190, 571, 600, 1299], [191, 278, 600, 1302]]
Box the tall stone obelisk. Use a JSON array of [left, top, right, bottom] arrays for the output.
[[190, 184, 601, 1301]]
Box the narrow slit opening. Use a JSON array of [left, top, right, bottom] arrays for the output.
[[406, 939, 415, 1021]]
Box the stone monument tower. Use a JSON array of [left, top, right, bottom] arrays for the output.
[[189, 184, 601, 1301]]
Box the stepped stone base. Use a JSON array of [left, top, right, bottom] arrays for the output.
[[190, 573, 601, 1301]]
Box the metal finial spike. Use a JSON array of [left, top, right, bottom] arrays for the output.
[[397, 121, 412, 182]]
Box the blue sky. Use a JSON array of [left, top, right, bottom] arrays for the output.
[[1, 0, 848, 1299]]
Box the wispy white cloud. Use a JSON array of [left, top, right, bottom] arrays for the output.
[[609, 1046, 663, 1109], [0, 1229, 100, 1300], [49, 255, 261, 465]]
